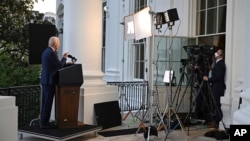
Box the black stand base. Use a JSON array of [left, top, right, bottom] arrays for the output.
[[204, 129, 230, 140], [18, 124, 102, 141]]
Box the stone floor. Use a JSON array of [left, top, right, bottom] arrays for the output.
[[18, 113, 230, 141], [19, 128, 229, 141]]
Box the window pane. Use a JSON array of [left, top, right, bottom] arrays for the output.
[[218, 6, 226, 33], [207, 0, 217, 8], [134, 44, 145, 61], [134, 62, 139, 78], [101, 47, 105, 72], [134, 41, 145, 79], [135, 45, 140, 60], [139, 0, 146, 9], [197, 0, 206, 10], [134, 61, 144, 79], [196, 11, 206, 35], [102, 2, 107, 72], [139, 45, 144, 60], [139, 62, 144, 78], [219, 0, 227, 5], [207, 8, 217, 34]]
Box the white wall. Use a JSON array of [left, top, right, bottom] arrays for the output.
[[0, 96, 18, 141]]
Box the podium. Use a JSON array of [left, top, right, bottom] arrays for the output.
[[56, 64, 84, 129]]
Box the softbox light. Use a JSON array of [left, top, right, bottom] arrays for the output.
[[124, 6, 152, 41], [133, 6, 152, 40]]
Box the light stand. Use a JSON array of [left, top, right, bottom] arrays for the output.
[[154, 9, 187, 140], [162, 24, 186, 140], [123, 7, 157, 132], [135, 10, 168, 141], [123, 7, 184, 140]]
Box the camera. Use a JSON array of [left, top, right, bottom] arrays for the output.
[[183, 45, 216, 67]]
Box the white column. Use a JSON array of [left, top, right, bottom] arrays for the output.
[[63, 0, 118, 124], [220, 0, 237, 128], [103, 0, 123, 81], [63, 0, 103, 80], [232, 0, 250, 124]]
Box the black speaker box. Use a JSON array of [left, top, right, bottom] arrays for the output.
[[29, 24, 57, 64], [94, 101, 122, 129]]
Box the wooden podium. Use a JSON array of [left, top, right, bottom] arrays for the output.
[[55, 64, 84, 129]]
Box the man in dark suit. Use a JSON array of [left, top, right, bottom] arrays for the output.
[[40, 36, 69, 129], [203, 49, 226, 128]]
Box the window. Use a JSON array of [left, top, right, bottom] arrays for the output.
[[133, 0, 147, 79], [196, 0, 227, 35], [101, 2, 107, 72], [198, 35, 225, 50], [153, 36, 196, 86], [196, 0, 227, 55], [133, 39, 146, 79]]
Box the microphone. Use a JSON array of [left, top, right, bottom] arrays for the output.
[[68, 55, 77, 61]]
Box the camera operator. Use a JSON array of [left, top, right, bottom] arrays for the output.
[[203, 49, 226, 129]]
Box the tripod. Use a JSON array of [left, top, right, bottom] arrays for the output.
[[135, 89, 168, 139], [182, 71, 208, 135]]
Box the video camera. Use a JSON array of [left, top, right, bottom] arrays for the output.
[[183, 45, 216, 67]]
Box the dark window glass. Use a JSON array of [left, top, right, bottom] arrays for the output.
[[207, 8, 217, 34], [134, 42, 145, 79], [198, 35, 225, 50], [197, 0, 206, 10], [207, 0, 217, 8], [219, 0, 227, 5], [197, 11, 206, 35], [218, 6, 226, 32], [101, 2, 107, 72]]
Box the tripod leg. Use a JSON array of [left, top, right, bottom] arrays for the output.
[[164, 108, 187, 141], [172, 109, 185, 132], [136, 107, 149, 135], [128, 104, 145, 127], [205, 82, 225, 129], [147, 126, 151, 141], [172, 72, 188, 112], [154, 104, 168, 132], [123, 110, 131, 121], [120, 92, 135, 121]]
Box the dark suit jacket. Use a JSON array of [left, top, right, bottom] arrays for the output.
[[41, 47, 67, 85], [208, 59, 226, 96]]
